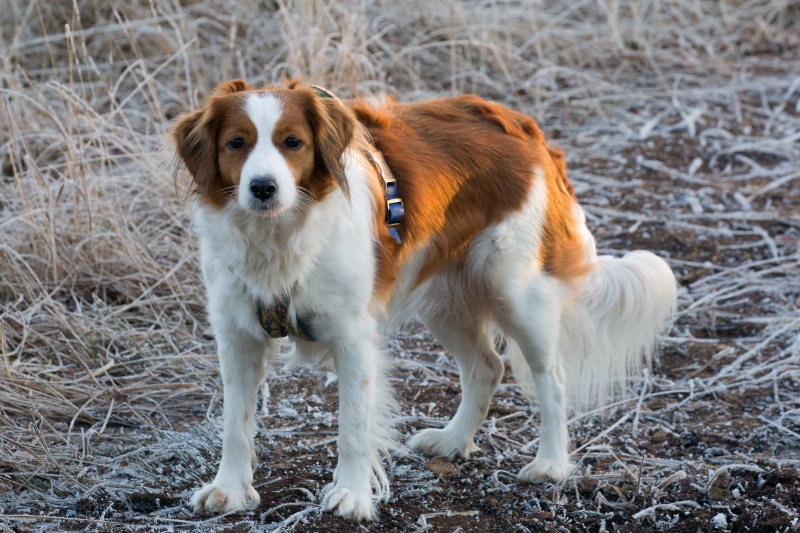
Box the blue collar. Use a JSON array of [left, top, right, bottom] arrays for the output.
[[312, 84, 404, 243], [365, 150, 404, 243], [310, 85, 337, 99]]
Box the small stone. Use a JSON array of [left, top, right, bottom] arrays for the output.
[[651, 428, 668, 443], [425, 457, 457, 477], [708, 486, 731, 500]]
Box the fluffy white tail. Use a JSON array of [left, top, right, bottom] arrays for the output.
[[508, 251, 677, 410]]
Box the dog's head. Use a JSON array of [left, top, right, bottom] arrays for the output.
[[173, 80, 356, 215]]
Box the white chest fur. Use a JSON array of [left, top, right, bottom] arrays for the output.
[[193, 151, 379, 346]]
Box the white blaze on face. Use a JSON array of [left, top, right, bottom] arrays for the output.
[[238, 93, 298, 213]]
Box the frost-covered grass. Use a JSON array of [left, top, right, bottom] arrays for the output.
[[1, 0, 799, 531]]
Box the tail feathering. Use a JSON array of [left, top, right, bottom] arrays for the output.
[[508, 251, 677, 410]]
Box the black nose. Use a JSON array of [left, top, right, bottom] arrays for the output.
[[249, 177, 278, 201]]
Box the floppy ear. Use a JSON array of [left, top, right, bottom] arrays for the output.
[[173, 108, 218, 194], [172, 80, 252, 194], [310, 95, 356, 202]]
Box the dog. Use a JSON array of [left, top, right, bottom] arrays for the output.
[[172, 79, 677, 521]]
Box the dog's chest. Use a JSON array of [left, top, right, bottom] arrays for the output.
[[235, 224, 326, 302], [197, 207, 327, 299]]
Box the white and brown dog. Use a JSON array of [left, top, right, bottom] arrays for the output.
[[172, 79, 677, 521]]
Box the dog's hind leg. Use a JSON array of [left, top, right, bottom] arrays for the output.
[[408, 313, 504, 459], [494, 275, 574, 483]]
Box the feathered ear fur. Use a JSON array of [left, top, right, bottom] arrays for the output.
[[172, 79, 252, 196], [173, 108, 217, 194], [303, 89, 356, 202]]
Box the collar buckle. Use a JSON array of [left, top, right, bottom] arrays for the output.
[[385, 197, 404, 226]]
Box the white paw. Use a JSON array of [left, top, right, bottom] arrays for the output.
[[408, 428, 480, 459], [518, 456, 575, 483], [189, 482, 260, 514], [320, 484, 375, 521]]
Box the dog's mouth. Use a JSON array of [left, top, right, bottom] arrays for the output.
[[247, 198, 286, 217]]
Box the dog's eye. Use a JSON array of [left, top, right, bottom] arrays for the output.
[[227, 137, 246, 150], [283, 137, 303, 150]]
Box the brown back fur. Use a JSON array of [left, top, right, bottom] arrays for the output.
[[351, 95, 588, 294]]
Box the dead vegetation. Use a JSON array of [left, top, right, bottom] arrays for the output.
[[1, 0, 799, 531]]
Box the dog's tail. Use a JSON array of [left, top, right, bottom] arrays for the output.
[[508, 251, 677, 410]]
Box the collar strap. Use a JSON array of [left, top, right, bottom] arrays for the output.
[[310, 84, 338, 100], [366, 150, 404, 243], [308, 85, 404, 242]]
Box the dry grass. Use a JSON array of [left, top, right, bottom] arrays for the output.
[[1, 0, 799, 531]]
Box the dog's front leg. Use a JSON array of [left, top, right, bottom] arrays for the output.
[[190, 331, 266, 513], [321, 321, 391, 521]]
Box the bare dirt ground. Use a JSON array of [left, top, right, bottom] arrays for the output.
[[1, 1, 799, 531]]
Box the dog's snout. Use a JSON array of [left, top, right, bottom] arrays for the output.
[[249, 177, 278, 202]]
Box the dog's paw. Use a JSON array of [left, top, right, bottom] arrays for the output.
[[320, 483, 375, 521], [517, 457, 574, 483], [189, 482, 260, 514], [408, 428, 480, 459]]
